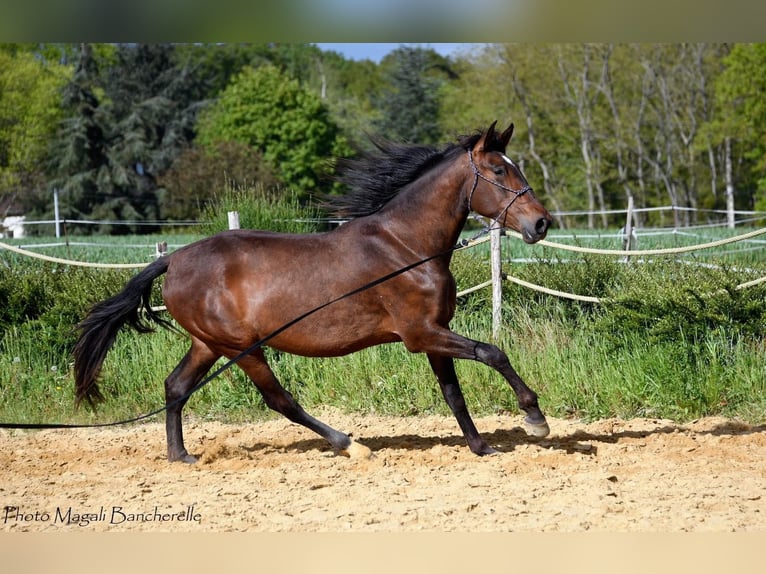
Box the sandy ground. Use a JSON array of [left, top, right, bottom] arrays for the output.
[[2, 409, 765, 532]]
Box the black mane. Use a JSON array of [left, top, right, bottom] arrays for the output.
[[323, 130, 491, 219]]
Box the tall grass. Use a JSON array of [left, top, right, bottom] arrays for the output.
[[5, 294, 762, 427]]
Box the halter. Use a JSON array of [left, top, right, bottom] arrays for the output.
[[466, 149, 532, 217]]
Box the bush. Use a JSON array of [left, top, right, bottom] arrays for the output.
[[595, 261, 766, 347], [0, 261, 136, 355], [158, 141, 280, 220], [200, 184, 322, 236]]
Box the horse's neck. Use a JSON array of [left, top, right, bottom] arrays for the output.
[[375, 164, 470, 256]]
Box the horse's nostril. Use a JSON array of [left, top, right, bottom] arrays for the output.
[[535, 217, 550, 235]]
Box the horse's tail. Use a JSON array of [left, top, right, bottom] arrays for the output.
[[73, 257, 174, 408]]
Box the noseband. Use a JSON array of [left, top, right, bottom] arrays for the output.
[[466, 149, 532, 217]]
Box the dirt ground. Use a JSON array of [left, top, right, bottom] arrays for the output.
[[2, 408, 765, 532]]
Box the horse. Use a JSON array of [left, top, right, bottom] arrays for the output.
[[73, 121, 553, 463]]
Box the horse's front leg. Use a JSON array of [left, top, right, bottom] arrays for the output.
[[407, 328, 550, 444], [427, 354, 498, 455], [472, 341, 550, 438]]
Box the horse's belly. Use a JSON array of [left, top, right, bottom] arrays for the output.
[[261, 302, 402, 357]]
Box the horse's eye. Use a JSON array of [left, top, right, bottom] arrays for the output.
[[492, 166, 505, 176]]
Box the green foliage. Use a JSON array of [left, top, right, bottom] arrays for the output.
[[313, 52, 385, 141], [5, 42, 766, 236], [196, 65, 351, 195], [595, 261, 766, 347], [0, 260, 132, 355], [199, 184, 321, 236], [511, 253, 623, 322], [442, 44, 753, 228], [0, 48, 69, 209], [374, 46, 449, 144], [714, 43, 766, 202], [158, 141, 280, 220], [46, 44, 208, 233]]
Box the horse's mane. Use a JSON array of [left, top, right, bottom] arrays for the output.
[[323, 129, 497, 219]]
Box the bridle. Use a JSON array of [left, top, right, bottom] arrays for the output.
[[466, 149, 532, 220]]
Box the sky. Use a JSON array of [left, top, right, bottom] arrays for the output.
[[314, 43, 477, 63]]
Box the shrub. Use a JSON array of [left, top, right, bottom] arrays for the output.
[[0, 261, 136, 355], [158, 141, 280, 220], [594, 261, 766, 347], [200, 184, 322, 236]]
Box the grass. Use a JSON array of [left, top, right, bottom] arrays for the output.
[[2, 293, 765, 428], [1, 225, 765, 429]]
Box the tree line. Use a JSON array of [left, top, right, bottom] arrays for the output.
[[0, 42, 764, 233]]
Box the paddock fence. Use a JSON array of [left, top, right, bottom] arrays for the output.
[[454, 225, 766, 337], [2, 210, 766, 338]]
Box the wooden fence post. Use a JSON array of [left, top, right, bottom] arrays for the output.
[[491, 226, 503, 339], [53, 188, 61, 239], [155, 241, 168, 258], [622, 195, 636, 263]]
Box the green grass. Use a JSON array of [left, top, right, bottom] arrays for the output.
[[4, 302, 764, 427], [1, 226, 765, 428]]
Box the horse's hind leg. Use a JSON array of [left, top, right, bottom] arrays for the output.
[[164, 339, 219, 463], [237, 351, 372, 459]]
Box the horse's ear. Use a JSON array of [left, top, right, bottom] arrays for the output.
[[498, 123, 514, 150], [477, 120, 498, 152]]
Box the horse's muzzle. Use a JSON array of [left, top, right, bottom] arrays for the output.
[[521, 216, 551, 244]]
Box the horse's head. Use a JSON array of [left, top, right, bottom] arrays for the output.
[[466, 121, 552, 243]]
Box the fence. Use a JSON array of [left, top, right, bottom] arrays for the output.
[[455, 226, 766, 338], [2, 213, 765, 338]]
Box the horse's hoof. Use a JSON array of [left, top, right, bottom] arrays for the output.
[[477, 446, 500, 456], [341, 440, 373, 460], [524, 419, 550, 438], [170, 453, 198, 464]]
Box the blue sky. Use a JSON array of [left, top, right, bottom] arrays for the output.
[[314, 43, 476, 62]]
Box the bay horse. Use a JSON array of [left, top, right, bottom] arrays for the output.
[[73, 121, 553, 462]]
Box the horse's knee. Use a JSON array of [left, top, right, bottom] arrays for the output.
[[474, 342, 509, 368]]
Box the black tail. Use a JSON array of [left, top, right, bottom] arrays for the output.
[[73, 257, 173, 407]]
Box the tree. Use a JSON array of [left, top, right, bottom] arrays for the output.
[[308, 49, 386, 144], [158, 141, 279, 220], [0, 47, 69, 214], [46, 43, 110, 228], [196, 64, 350, 195], [709, 43, 766, 213], [48, 43, 209, 231], [440, 43, 740, 229], [374, 46, 450, 144], [100, 44, 208, 224]]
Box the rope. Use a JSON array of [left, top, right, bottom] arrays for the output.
[[456, 279, 493, 298], [0, 241, 148, 269], [732, 275, 766, 290], [458, 227, 766, 303], [504, 274, 602, 303], [498, 271, 766, 305], [504, 226, 766, 256]]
